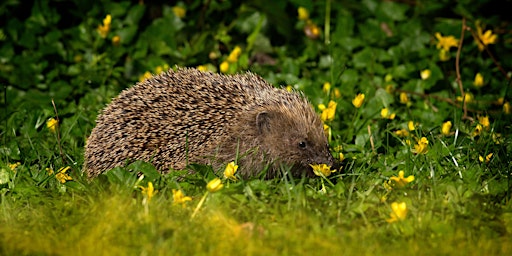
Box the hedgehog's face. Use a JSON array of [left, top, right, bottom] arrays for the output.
[[256, 109, 334, 176]]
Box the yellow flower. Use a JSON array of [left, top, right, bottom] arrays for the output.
[[352, 93, 365, 108], [322, 82, 331, 94], [388, 170, 415, 188], [46, 166, 72, 183], [220, 61, 229, 73], [310, 164, 335, 177], [286, 85, 293, 92], [414, 137, 428, 154], [479, 153, 493, 164], [435, 32, 459, 51], [439, 49, 450, 61], [474, 73, 484, 87], [394, 129, 409, 137], [441, 121, 452, 135], [386, 202, 408, 223], [172, 6, 186, 19], [97, 14, 112, 38], [323, 124, 331, 138], [399, 92, 409, 104], [8, 162, 21, 171], [112, 35, 121, 46], [475, 21, 497, 51], [172, 189, 192, 206], [478, 116, 490, 130], [472, 124, 483, 137], [320, 101, 337, 122], [385, 74, 393, 82], [206, 178, 224, 193], [223, 162, 239, 181], [139, 71, 152, 82], [227, 46, 242, 63], [140, 182, 156, 202], [504, 102, 511, 114], [420, 69, 431, 80], [339, 152, 345, 161], [47, 117, 58, 133], [154, 64, 169, 74], [408, 121, 416, 131], [456, 93, 473, 103], [380, 108, 396, 120], [298, 7, 309, 20], [333, 88, 341, 98], [197, 65, 207, 72], [304, 22, 320, 39], [492, 132, 503, 144]]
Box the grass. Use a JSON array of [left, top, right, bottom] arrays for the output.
[[1, 0, 512, 255]]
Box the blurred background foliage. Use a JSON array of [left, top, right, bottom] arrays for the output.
[[1, 0, 511, 181]]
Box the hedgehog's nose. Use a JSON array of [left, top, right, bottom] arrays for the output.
[[313, 152, 334, 167]]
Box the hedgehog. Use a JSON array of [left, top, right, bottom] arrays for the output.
[[84, 67, 334, 178]]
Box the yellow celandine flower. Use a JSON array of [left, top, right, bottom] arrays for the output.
[[394, 129, 409, 137], [197, 65, 208, 72], [223, 161, 239, 181], [399, 92, 409, 104], [333, 88, 341, 99], [322, 82, 331, 94], [439, 49, 450, 62], [172, 6, 186, 19], [304, 22, 320, 39], [386, 202, 408, 223], [339, 152, 345, 161], [474, 73, 484, 87], [320, 101, 337, 122], [380, 108, 396, 120], [47, 117, 58, 133], [206, 178, 224, 193], [286, 85, 293, 92], [385, 74, 393, 82], [220, 61, 229, 73], [479, 153, 493, 164], [310, 164, 335, 177], [492, 132, 503, 144], [8, 162, 21, 171], [112, 35, 121, 46], [352, 93, 365, 108], [297, 7, 309, 20], [323, 124, 331, 138], [472, 124, 483, 137], [227, 46, 242, 63], [408, 121, 416, 131], [420, 69, 431, 80], [385, 84, 394, 94], [155, 64, 170, 74], [388, 170, 415, 188], [139, 71, 152, 82], [478, 116, 490, 130], [435, 32, 459, 51], [140, 182, 156, 202], [97, 14, 112, 38], [441, 121, 452, 135], [172, 189, 192, 206], [456, 93, 473, 103], [414, 137, 428, 154], [475, 21, 497, 51], [46, 166, 73, 183], [504, 102, 511, 114]]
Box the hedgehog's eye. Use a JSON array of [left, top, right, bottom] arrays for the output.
[[298, 141, 307, 148]]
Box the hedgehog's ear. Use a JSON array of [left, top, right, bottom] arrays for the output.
[[256, 111, 271, 134]]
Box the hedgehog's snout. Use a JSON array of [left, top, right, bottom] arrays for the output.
[[309, 147, 335, 167]]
